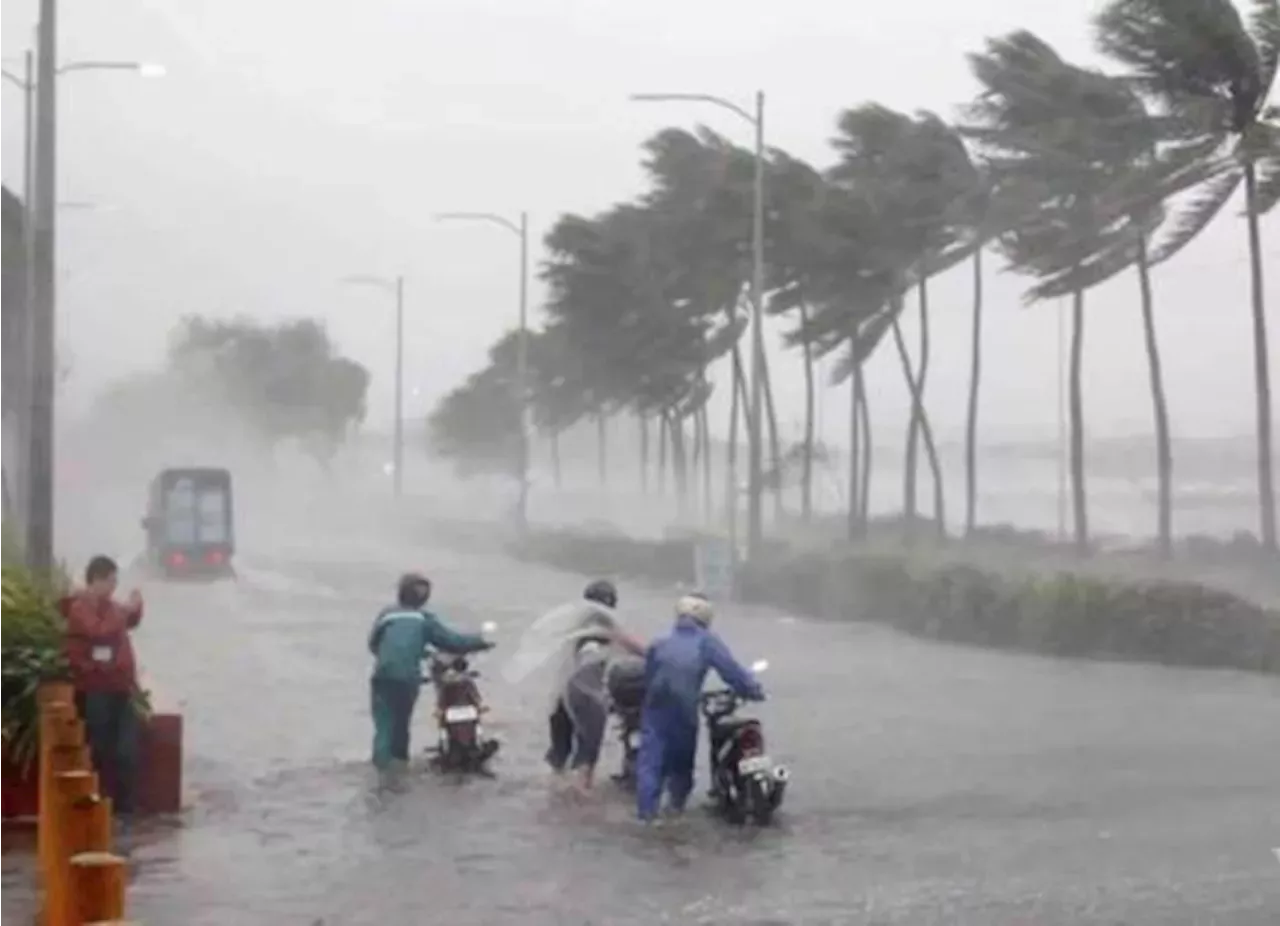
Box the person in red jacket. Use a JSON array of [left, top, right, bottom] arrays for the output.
[[61, 555, 144, 815]]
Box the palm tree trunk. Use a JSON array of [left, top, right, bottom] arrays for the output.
[[964, 249, 983, 536], [846, 335, 863, 542], [550, 430, 563, 489], [596, 413, 608, 486], [1068, 288, 1089, 555], [857, 366, 872, 528], [691, 402, 703, 514], [892, 319, 945, 538], [903, 278, 931, 524], [1135, 234, 1173, 558], [1244, 161, 1277, 551], [798, 301, 816, 522], [671, 413, 689, 516], [726, 341, 744, 521], [758, 339, 785, 522], [700, 403, 713, 527], [639, 413, 650, 494], [658, 413, 668, 496]]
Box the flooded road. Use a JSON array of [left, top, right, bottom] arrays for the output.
[[7, 507, 1280, 924]]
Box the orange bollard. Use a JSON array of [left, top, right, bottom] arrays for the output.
[[37, 683, 77, 712], [67, 852, 127, 925], [37, 695, 88, 926], [48, 771, 98, 926], [40, 725, 90, 925]]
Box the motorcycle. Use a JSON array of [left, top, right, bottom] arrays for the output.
[[605, 657, 646, 790], [701, 659, 789, 825], [424, 621, 500, 775]]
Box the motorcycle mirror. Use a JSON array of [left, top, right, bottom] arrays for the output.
[[751, 659, 769, 674], [480, 621, 498, 639]]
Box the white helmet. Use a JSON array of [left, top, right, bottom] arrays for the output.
[[675, 594, 714, 626]]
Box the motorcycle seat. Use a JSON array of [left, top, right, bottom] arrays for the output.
[[712, 716, 759, 732]]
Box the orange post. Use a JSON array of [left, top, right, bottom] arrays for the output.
[[34, 685, 133, 926], [39, 694, 88, 926], [67, 852, 127, 924]]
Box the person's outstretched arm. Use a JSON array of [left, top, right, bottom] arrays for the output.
[[610, 628, 647, 657], [421, 612, 489, 654], [703, 633, 764, 700], [367, 610, 389, 656]]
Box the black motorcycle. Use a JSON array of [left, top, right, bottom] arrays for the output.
[[605, 658, 646, 790], [424, 624, 500, 775], [700, 660, 788, 825]]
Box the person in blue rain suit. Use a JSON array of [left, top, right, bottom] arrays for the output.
[[635, 594, 764, 822], [368, 573, 494, 770]]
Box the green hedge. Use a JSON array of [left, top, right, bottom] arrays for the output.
[[509, 529, 1280, 674]]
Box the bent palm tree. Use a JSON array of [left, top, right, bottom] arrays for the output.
[[1095, 0, 1280, 550]]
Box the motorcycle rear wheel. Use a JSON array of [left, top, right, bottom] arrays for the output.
[[746, 776, 776, 826]]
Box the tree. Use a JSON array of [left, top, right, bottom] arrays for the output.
[[167, 315, 370, 466], [826, 104, 977, 536], [1094, 0, 1280, 550], [966, 31, 1175, 555], [540, 196, 739, 514], [764, 151, 831, 521], [427, 332, 524, 475], [636, 127, 785, 518]]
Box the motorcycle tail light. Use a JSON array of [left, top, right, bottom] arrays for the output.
[[166, 551, 187, 568], [739, 726, 762, 753]]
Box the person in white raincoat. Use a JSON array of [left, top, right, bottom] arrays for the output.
[[544, 580, 645, 793]]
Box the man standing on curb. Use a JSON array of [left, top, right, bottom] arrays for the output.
[[61, 554, 145, 816]]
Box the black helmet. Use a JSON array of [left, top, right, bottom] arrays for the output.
[[397, 572, 432, 608], [583, 579, 618, 609]]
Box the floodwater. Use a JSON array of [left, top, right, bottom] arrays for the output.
[[5, 497, 1280, 925]]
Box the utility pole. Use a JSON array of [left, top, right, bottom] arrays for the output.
[[27, 0, 59, 572], [16, 50, 34, 540], [515, 211, 530, 533], [746, 90, 766, 563], [393, 275, 404, 497]]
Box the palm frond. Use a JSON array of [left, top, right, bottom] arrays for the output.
[[1149, 161, 1243, 263]]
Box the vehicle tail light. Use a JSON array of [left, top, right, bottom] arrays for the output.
[[205, 549, 225, 566], [167, 551, 187, 568], [739, 726, 762, 753]]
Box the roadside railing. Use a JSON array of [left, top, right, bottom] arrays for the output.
[[36, 682, 129, 925]]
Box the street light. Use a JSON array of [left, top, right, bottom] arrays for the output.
[[2, 24, 163, 569], [434, 211, 530, 533], [629, 90, 767, 567], [340, 274, 406, 497]]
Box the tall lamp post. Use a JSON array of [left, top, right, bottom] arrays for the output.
[[4, 5, 164, 569], [434, 211, 530, 533], [340, 275, 406, 497], [629, 91, 766, 566]]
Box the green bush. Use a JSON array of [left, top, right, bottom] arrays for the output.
[[512, 530, 1280, 674], [1, 555, 71, 773]]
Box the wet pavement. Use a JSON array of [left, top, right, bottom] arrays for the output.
[[5, 497, 1280, 925]]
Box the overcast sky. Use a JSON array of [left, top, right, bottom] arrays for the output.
[[2, 0, 1276, 446]]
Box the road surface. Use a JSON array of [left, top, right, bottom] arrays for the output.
[[5, 497, 1278, 925]]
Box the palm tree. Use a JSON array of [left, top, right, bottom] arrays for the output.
[[828, 105, 976, 535], [541, 201, 737, 513], [966, 31, 1176, 555], [764, 151, 831, 521], [1094, 0, 1280, 551], [639, 127, 789, 521]]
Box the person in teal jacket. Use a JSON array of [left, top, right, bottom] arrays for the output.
[[368, 573, 494, 770]]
